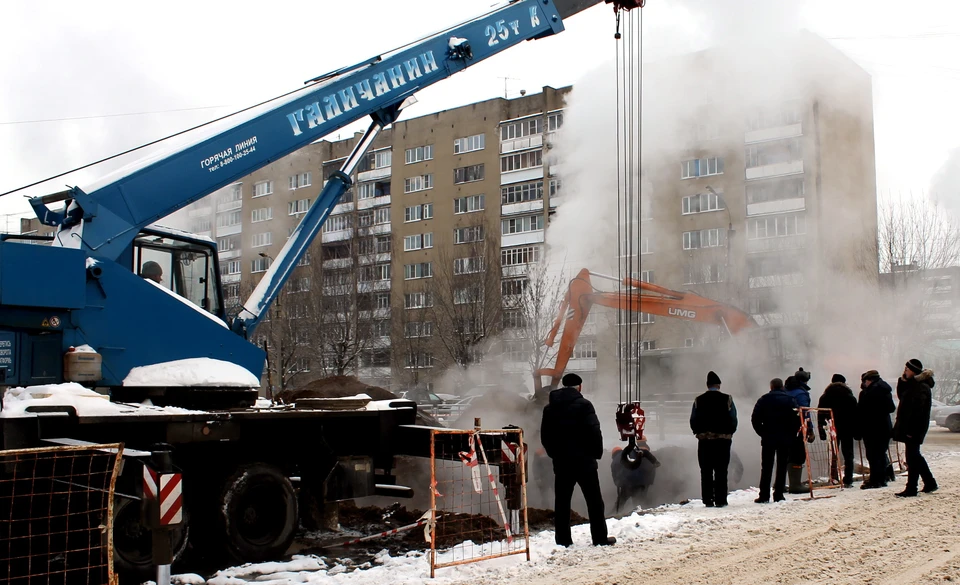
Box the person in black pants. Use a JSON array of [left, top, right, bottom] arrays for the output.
[[690, 371, 738, 507], [857, 370, 896, 489], [817, 373, 859, 487], [894, 359, 938, 497], [540, 372, 615, 547], [751, 378, 800, 503]]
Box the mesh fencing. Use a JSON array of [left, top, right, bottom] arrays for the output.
[[798, 407, 843, 497], [0, 444, 123, 585], [429, 428, 529, 578]]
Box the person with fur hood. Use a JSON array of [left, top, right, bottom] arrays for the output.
[[893, 359, 938, 497], [817, 374, 858, 487]]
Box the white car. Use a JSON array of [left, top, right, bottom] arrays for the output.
[[933, 401, 960, 432]]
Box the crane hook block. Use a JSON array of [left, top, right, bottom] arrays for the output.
[[606, 0, 645, 10], [615, 402, 646, 441]]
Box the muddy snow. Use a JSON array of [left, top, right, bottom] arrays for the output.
[[177, 429, 960, 585]]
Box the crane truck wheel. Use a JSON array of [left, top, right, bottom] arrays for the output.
[[112, 496, 189, 581], [218, 463, 298, 563]]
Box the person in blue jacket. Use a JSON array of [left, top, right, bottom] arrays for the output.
[[752, 378, 801, 503], [785, 369, 814, 493]]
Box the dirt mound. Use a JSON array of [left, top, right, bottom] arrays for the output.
[[277, 376, 397, 403]]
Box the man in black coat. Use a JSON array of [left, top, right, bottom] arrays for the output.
[[817, 374, 858, 487], [857, 370, 896, 489], [894, 359, 938, 497], [540, 373, 615, 547], [751, 378, 800, 503], [690, 370, 738, 507]]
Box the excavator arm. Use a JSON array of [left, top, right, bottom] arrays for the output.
[[535, 268, 758, 392]]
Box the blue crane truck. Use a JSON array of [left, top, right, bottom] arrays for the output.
[[0, 0, 641, 578]]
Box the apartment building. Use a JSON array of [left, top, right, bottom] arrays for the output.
[[611, 32, 878, 394]]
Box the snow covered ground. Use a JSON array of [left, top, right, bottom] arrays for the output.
[[167, 429, 960, 585]]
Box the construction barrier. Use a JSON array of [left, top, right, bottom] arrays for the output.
[[428, 425, 529, 578], [0, 443, 123, 585], [798, 407, 843, 497]]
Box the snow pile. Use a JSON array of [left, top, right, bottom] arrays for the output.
[[72, 344, 97, 353], [123, 358, 260, 388], [0, 383, 206, 417]]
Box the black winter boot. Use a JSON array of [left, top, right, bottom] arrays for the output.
[[788, 466, 806, 494], [895, 487, 918, 497], [922, 480, 939, 493]]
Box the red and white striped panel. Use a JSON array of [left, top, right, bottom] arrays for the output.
[[143, 465, 159, 499], [159, 473, 183, 525]]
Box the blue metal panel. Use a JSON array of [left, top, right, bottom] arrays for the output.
[[53, 0, 564, 259], [69, 260, 264, 386], [0, 242, 86, 309]]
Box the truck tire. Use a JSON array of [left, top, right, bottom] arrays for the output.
[[219, 463, 298, 563], [112, 497, 189, 581], [947, 415, 960, 433]]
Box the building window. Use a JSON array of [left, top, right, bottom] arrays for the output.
[[640, 340, 657, 351], [376, 293, 391, 309], [454, 164, 485, 184], [404, 321, 434, 338], [404, 174, 433, 193], [501, 278, 528, 296], [501, 245, 541, 266], [287, 277, 311, 293], [252, 232, 272, 248], [373, 207, 390, 225], [500, 118, 541, 141], [405, 145, 434, 164], [548, 112, 564, 132], [685, 338, 695, 348], [502, 181, 543, 204], [404, 262, 433, 280], [746, 177, 806, 204], [640, 270, 654, 283], [289, 199, 311, 215], [640, 312, 655, 324], [454, 134, 485, 154], [405, 352, 435, 369], [218, 235, 240, 251], [251, 256, 271, 273], [453, 225, 484, 244], [501, 150, 543, 173], [225, 260, 241, 275], [572, 340, 598, 359], [454, 286, 482, 305], [682, 190, 725, 215], [747, 212, 806, 239], [640, 237, 651, 255], [680, 157, 724, 179], [403, 233, 433, 251], [360, 263, 391, 282], [692, 123, 720, 142], [297, 253, 311, 267], [501, 214, 543, 235], [323, 215, 352, 232], [404, 203, 434, 222], [454, 256, 484, 275], [404, 292, 433, 309], [746, 100, 803, 131], [358, 180, 391, 199], [682, 228, 727, 250], [359, 149, 392, 171], [502, 340, 530, 362], [251, 207, 273, 222], [288, 172, 312, 190], [217, 185, 243, 204], [745, 138, 803, 168], [685, 264, 726, 284], [193, 219, 212, 232], [549, 179, 562, 197], [502, 311, 527, 329], [454, 194, 485, 214], [253, 181, 273, 198], [216, 211, 242, 228]]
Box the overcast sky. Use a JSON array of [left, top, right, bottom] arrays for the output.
[[3, 0, 960, 230]]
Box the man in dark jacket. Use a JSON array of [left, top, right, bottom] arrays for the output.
[[690, 370, 738, 507], [785, 370, 814, 493], [751, 378, 800, 503], [817, 374, 858, 487], [893, 359, 938, 497], [540, 373, 615, 547], [857, 370, 896, 489]]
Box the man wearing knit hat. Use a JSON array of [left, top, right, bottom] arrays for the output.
[[540, 372, 615, 546], [856, 369, 896, 489], [690, 371, 738, 507], [817, 374, 858, 487], [893, 359, 938, 496]]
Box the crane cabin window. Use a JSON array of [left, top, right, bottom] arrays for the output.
[[134, 229, 223, 319]]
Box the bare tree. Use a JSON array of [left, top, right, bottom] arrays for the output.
[[879, 193, 960, 275], [391, 284, 438, 388], [502, 257, 569, 382]]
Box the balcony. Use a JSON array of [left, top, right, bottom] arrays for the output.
[[217, 224, 242, 237], [358, 195, 390, 210], [322, 229, 353, 243], [216, 200, 243, 213], [752, 311, 809, 326], [500, 133, 543, 154], [748, 273, 805, 289], [502, 264, 532, 278], [745, 123, 802, 145], [323, 257, 354, 269], [567, 358, 598, 371], [502, 200, 544, 216], [359, 308, 391, 320], [332, 201, 355, 215], [501, 167, 543, 186], [359, 253, 391, 265], [358, 167, 391, 182], [222, 273, 241, 284], [218, 249, 241, 260], [746, 235, 805, 254], [746, 160, 804, 181], [369, 224, 391, 235], [188, 206, 212, 218], [747, 197, 805, 217], [501, 231, 544, 247], [358, 281, 391, 293]]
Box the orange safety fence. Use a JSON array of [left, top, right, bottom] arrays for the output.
[[798, 407, 843, 497], [428, 426, 529, 578], [0, 444, 123, 585]]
